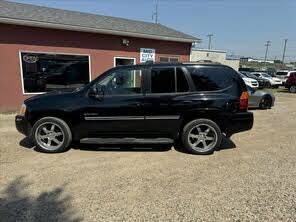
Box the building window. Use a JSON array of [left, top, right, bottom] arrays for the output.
[[159, 56, 179, 62], [20, 52, 90, 93]]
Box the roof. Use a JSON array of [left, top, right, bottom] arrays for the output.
[[0, 0, 200, 43], [192, 48, 227, 53]]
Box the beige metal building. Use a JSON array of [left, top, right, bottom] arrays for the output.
[[190, 48, 240, 71]]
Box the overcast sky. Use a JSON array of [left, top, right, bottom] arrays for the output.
[[9, 0, 296, 61]]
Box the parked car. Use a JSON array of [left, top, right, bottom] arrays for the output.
[[240, 72, 270, 88], [247, 86, 275, 109], [275, 70, 296, 86], [252, 72, 282, 88], [238, 67, 256, 73], [239, 72, 259, 88], [15, 62, 254, 155], [285, 72, 296, 93]]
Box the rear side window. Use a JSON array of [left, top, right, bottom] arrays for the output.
[[151, 68, 175, 93], [176, 68, 189, 92], [187, 66, 235, 91], [150, 67, 189, 93]]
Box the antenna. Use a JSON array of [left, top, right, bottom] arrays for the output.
[[152, 0, 159, 24]]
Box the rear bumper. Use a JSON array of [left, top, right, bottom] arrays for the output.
[[15, 115, 31, 136], [224, 112, 254, 136]]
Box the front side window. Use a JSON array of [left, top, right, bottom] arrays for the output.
[[21, 52, 90, 93], [95, 68, 142, 95], [187, 66, 235, 91]]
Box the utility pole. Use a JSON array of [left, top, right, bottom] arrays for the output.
[[264, 40, 271, 64], [207, 34, 213, 50], [152, 0, 159, 24], [282, 39, 288, 63]]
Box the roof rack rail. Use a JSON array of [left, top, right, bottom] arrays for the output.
[[138, 61, 183, 65]]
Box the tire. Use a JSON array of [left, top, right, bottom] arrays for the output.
[[32, 117, 72, 153], [289, 85, 296, 93], [182, 119, 222, 155], [266, 82, 271, 88], [259, 96, 272, 109]]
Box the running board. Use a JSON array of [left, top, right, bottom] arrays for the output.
[[80, 138, 174, 145]]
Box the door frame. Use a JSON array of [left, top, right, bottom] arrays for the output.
[[113, 57, 136, 67]]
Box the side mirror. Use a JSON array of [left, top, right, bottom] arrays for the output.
[[88, 88, 103, 100]]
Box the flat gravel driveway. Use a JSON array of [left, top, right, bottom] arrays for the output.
[[0, 93, 295, 221]]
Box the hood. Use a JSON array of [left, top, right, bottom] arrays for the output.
[[272, 77, 281, 81], [24, 91, 74, 104], [243, 77, 257, 82]]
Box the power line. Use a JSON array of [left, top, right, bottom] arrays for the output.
[[282, 39, 288, 63], [264, 40, 271, 64], [207, 34, 214, 50]]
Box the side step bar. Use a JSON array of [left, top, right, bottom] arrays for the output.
[[80, 138, 174, 145]]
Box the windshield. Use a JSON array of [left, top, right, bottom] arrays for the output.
[[262, 73, 272, 78], [246, 73, 257, 79], [276, 72, 288, 76]]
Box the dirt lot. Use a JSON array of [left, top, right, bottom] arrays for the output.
[[0, 92, 295, 222]]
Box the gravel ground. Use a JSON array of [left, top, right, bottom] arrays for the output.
[[0, 92, 295, 221]]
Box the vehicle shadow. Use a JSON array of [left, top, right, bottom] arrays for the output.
[[19, 136, 35, 149], [19, 136, 236, 154], [72, 143, 173, 153], [0, 176, 82, 222], [174, 136, 236, 154]]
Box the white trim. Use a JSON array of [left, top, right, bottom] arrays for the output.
[[19, 50, 92, 95], [113, 57, 136, 67], [0, 17, 200, 43]]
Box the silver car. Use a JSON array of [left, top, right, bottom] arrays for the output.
[[247, 86, 275, 109]]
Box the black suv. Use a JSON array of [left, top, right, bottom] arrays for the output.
[[16, 62, 253, 155]]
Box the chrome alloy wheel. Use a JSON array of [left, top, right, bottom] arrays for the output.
[[35, 122, 64, 151], [187, 124, 218, 152]]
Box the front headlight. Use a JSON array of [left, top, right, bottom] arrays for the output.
[[19, 104, 26, 116]]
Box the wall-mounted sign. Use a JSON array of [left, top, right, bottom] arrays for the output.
[[23, 54, 39, 63], [140, 48, 155, 63]]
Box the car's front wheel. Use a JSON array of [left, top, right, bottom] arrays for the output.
[[32, 117, 72, 153], [182, 119, 222, 155], [289, 85, 296, 93]]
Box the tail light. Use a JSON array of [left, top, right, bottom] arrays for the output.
[[240, 91, 249, 110]]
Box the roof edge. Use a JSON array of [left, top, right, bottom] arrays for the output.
[[0, 17, 200, 43]]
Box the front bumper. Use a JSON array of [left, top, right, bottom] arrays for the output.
[[224, 112, 254, 136], [15, 115, 31, 136]]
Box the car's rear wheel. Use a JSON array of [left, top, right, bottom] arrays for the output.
[[289, 85, 296, 93], [259, 96, 272, 109], [182, 119, 222, 155], [32, 117, 72, 153]]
